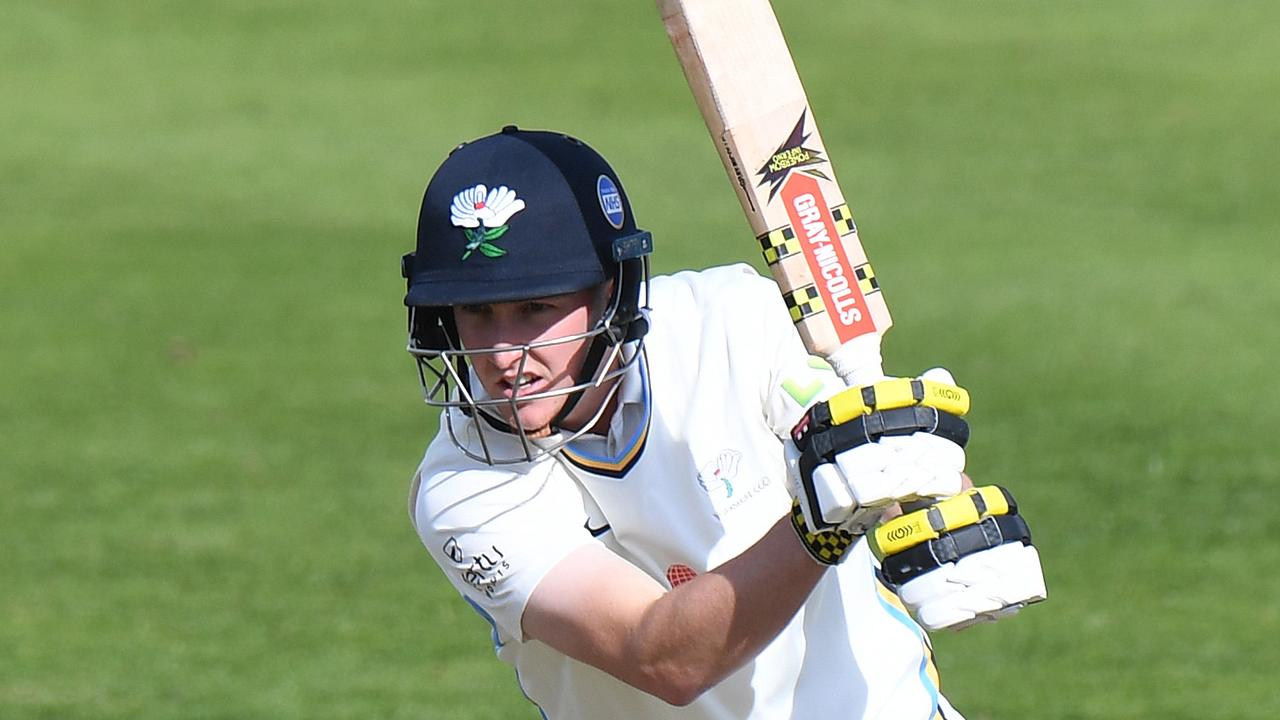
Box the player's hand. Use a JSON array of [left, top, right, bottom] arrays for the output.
[[873, 485, 1048, 630], [784, 368, 970, 564]]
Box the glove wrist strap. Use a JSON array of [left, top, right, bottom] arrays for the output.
[[790, 500, 856, 566]]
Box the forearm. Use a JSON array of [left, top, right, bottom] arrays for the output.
[[619, 513, 825, 704]]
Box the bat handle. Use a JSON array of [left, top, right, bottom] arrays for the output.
[[826, 334, 887, 386]]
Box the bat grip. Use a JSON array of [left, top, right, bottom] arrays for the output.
[[827, 334, 887, 387]]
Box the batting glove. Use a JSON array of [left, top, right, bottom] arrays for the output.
[[785, 368, 970, 563], [874, 485, 1048, 630]]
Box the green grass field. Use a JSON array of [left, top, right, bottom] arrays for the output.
[[3, 1, 1277, 717]]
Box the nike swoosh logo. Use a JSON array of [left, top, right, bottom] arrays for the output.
[[584, 520, 611, 537]]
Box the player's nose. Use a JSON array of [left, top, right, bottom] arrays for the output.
[[488, 344, 527, 372]]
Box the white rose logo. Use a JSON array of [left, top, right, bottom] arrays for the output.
[[698, 449, 742, 501], [450, 184, 526, 259]]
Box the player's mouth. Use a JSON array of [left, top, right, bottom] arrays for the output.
[[498, 373, 547, 399]]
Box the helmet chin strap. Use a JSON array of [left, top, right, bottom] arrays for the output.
[[549, 331, 613, 430], [550, 269, 636, 432]]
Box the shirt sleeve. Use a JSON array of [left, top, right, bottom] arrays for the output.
[[716, 264, 847, 437], [409, 439, 598, 645]]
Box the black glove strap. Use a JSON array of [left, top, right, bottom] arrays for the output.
[[880, 513, 1032, 586], [798, 406, 969, 482]]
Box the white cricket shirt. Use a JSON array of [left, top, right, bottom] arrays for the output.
[[410, 264, 963, 720]]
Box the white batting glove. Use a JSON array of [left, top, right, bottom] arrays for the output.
[[786, 367, 969, 537], [787, 433, 965, 534], [873, 486, 1048, 630], [898, 542, 1047, 631]]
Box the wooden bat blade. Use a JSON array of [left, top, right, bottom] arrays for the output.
[[657, 0, 891, 383]]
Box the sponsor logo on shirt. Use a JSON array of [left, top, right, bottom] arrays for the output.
[[666, 563, 698, 588], [443, 537, 510, 599]]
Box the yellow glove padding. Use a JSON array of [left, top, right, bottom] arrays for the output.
[[869, 485, 1015, 560]]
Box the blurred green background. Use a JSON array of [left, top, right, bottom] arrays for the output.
[[3, 1, 1277, 718]]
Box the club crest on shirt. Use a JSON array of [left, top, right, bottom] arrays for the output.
[[699, 449, 781, 520], [697, 449, 742, 503], [450, 184, 526, 260]]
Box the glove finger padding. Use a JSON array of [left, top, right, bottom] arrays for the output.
[[785, 444, 888, 536], [790, 416, 968, 534], [870, 485, 1016, 562], [919, 366, 958, 390], [785, 370, 972, 561], [866, 433, 966, 501], [898, 543, 1046, 631], [877, 486, 1047, 631]]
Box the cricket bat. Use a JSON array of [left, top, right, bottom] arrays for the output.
[[657, 0, 890, 386]]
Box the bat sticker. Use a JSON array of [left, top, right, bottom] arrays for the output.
[[855, 263, 881, 295], [758, 225, 801, 265], [756, 110, 831, 202], [781, 175, 876, 341], [782, 284, 824, 322], [831, 204, 856, 236]]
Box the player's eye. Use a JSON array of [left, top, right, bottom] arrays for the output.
[[457, 304, 492, 317]]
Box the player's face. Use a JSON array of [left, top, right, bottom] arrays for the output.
[[453, 287, 612, 438]]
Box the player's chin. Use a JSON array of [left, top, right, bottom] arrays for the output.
[[505, 398, 567, 439]]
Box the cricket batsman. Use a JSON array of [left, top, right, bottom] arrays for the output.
[[401, 126, 1046, 719]]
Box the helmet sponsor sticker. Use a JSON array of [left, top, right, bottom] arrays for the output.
[[597, 175, 625, 229], [450, 184, 526, 260]]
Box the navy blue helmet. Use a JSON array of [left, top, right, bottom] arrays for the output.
[[402, 126, 652, 463]]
